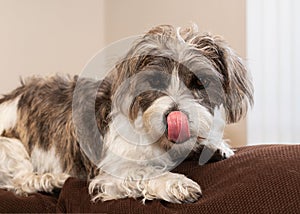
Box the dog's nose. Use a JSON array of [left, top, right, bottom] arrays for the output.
[[166, 111, 190, 143]]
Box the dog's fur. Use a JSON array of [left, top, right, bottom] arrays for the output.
[[0, 25, 253, 203]]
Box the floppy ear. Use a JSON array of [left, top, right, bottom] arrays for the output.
[[192, 34, 254, 123]]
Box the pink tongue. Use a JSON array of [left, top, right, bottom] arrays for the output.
[[167, 111, 190, 143]]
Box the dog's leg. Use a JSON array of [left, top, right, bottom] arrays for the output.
[[89, 165, 201, 203], [89, 168, 142, 202], [197, 105, 235, 160], [200, 139, 235, 160], [0, 137, 69, 195]]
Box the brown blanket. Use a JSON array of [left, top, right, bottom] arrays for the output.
[[1, 145, 300, 213]]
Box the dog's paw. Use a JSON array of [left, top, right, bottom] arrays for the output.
[[210, 146, 235, 162], [89, 179, 126, 202], [217, 146, 235, 159], [210, 141, 235, 160], [198, 142, 235, 164], [164, 175, 202, 203], [10, 173, 70, 195]]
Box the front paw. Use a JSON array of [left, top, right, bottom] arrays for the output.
[[164, 175, 202, 203], [219, 146, 235, 159], [89, 179, 125, 202], [199, 140, 235, 164]]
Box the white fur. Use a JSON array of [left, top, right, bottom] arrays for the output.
[[0, 137, 69, 194], [176, 27, 185, 44], [101, 69, 212, 169], [89, 168, 201, 204], [31, 145, 63, 174], [0, 97, 20, 134], [143, 171, 201, 203], [88, 69, 218, 203], [0, 97, 68, 194], [199, 105, 234, 165]]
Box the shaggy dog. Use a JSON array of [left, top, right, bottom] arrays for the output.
[[0, 25, 253, 203]]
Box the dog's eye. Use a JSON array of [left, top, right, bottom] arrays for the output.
[[190, 77, 210, 90], [148, 75, 167, 89]]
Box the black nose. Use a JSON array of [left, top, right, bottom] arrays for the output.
[[164, 105, 179, 118]]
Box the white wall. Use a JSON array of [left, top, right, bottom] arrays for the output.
[[247, 0, 300, 144]]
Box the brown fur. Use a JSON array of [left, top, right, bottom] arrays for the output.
[[1, 75, 111, 179]]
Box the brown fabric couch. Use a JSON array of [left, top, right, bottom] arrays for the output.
[[1, 145, 300, 213]]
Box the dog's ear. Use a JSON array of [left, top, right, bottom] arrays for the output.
[[192, 34, 254, 123]]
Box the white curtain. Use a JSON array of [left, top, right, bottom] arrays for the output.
[[246, 0, 300, 144]]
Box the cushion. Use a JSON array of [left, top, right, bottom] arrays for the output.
[[1, 145, 300, 213]]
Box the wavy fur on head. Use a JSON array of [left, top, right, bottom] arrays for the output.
[[114, 25, 253, 123], [0, 24, 253, 203]]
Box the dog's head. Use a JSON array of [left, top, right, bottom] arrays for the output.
[[107, 25, 253, 151]]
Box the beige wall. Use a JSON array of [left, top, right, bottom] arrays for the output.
[[0, 0, 247, 146], [0, 0, 105, 93]]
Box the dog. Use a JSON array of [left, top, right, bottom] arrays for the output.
[[0, 24, 253, 203]]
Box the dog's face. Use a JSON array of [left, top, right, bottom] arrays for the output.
[[106, 25, 253, 153]]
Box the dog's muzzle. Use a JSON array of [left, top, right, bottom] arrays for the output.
[[166, 111, 191, 144]]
